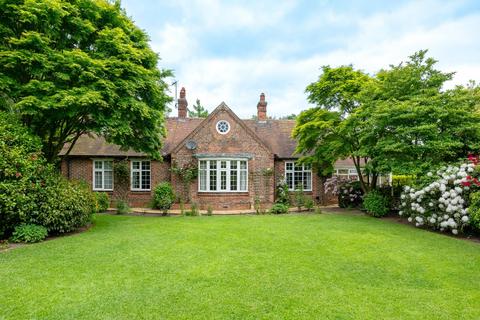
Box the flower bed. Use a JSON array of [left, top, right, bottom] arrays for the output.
[[399, 155, 479, 234]]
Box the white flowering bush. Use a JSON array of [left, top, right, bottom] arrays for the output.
[[399, 157, 479, 235]]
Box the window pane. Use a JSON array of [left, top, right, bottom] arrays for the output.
[[349, 168, 358, 174], [240, 161, 247, 169], [199, 169, 207, 191], [142, 161, 150, 170], [132, 161, 140, 170], [220, 171, 227, 190], [104, 161, 113, 170], [230, 169, 237, 190], [209, 169, 217, 191], [94, 161, 102, 169], [286, 162, 293, 171], [199, 160, 206, 169], [230, 161, 237, 169], [294, 171, 303, 189], [209, 161, 217, 170], [338, 169, 348, 175], [104, 171, 113, 189], [240, 170, 247, 191], [220, 161, 227, 169], [304, 171, 312, 190], [141, 171, 150, 190], [286, 172, 293, 190], [294, 163, 302, 171], [132, 172, 140, 189], [303, 164, 311, 171], [94, 171, 103, 189]]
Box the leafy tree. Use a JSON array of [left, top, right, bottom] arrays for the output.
[[295, 65, 377, 192], [295, 50, 480, 193], [188, 99, 208, 118], [368, 51, 480, 174], [0, 0, 172, 162]]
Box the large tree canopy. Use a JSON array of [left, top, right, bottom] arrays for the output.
[[294, 50, 480, 191], [0, 0, 172, 162]]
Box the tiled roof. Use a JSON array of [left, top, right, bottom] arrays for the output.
[[61, 116, 357, 166]]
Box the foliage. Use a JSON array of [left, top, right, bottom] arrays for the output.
[[275, 178, 290, 206], [0, 114, 93, 237], [153, 182, 176, 214], [179, 199, 185, 216], [338, 181, 364, 208], [0, 0, 172, 162], [115, 200, 131, 215], [270, 203, 289, 214], [188, 99, 208, 118], [93, 192, 110, 213], [469, 191, 480, 230], [315, 206, 323, 214], [294, 186, 306, 210], [399, 159, 479, 234], [185, 202, 199, 216], [254, 196, 266, 215], [171, 161, 198, 202], [206, 205, 213, 216], [392, 175, 415, 187], [363, 190, 389, 217], [10, 224, 48, 243], [294, 51, 480, 193], [305, 198, 315, 211]]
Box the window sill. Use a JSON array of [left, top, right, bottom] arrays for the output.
[[198, 192, 249, 196]]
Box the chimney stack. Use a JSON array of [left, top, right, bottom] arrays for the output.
[[257, 92, 267, 121], [178, 87, 188, 118]]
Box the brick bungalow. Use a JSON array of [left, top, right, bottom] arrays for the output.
[[60, 88, 360, 210]]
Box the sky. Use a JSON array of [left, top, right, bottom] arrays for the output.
[[121, 0, 480, 118]]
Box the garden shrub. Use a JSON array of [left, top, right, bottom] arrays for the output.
[[185, 202, 199, 216], [276, 178, 290, 206], [116, 200, 131, 215], [305, 198, 315, 211], [94, 192, 110, 213], [153, 182, 176, 214], [363, 190, 389, 217], [338, 181, 364, 208], [270, 203, 289, 214], [0, 114, 94, 237], [207, 205, 213, 216], [10, 224, 48, 243], [294, 186, 306, 210], [399, 159, 479, 234], [469, 191, 480, 230]]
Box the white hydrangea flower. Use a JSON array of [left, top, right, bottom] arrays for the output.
[[461, 216, 469, 223], [452, 229, 458, 235]]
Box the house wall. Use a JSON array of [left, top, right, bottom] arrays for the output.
[[171, 108, 275, 210], [61, 157, 171, 208]]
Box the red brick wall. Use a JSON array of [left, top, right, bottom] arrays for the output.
[[172, 108, 275, 210], [61, 157, 171, 208]]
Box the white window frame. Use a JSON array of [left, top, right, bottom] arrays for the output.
[[130, 160, 151, 191], [198, 159, 248, 192], [334, 167, 360, 180], [285, 161, 312, 191], [216, 120, 231, 134], [92, 159, 114, 191]]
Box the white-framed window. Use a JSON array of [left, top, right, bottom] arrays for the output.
[[285, 161, 312, 191], [198, 159, 248, 192], [131, 160, 151, 191], [334, 167, 359, 180], [93, 159, 113, 191], [216, 120, 230, 134]]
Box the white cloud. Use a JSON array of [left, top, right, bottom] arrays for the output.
[[155, 0, 480, 118]]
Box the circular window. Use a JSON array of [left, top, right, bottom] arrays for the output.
[[216, 120, 230, 134]]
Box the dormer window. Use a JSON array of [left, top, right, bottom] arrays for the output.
[[216, 120, 230, 134]]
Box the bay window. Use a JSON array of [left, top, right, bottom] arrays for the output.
[[131, 160, 151, 191], [199, 159, 248, 192], [285, 162, 312, 191], [93, 160, 113, 191]]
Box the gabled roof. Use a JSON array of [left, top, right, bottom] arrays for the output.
[[170, 102, 273, 156]]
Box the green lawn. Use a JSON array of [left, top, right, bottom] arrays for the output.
[[1, 212, 479, 319]]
